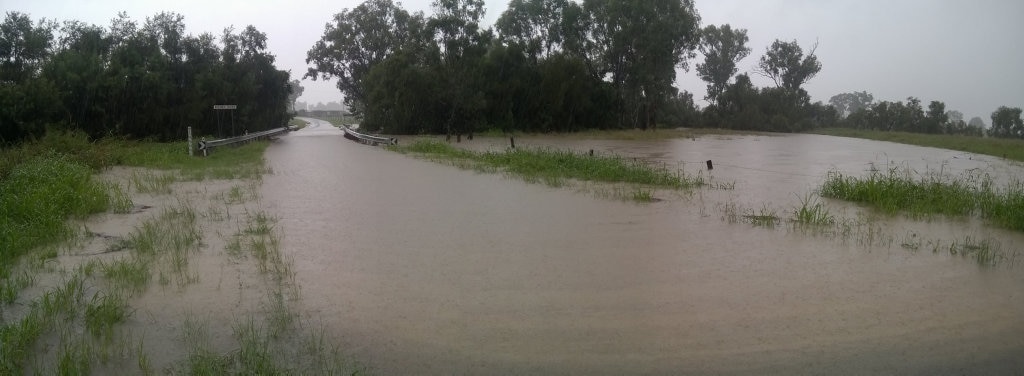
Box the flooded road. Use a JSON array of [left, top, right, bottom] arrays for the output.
[[262, 120, 1024, 374]]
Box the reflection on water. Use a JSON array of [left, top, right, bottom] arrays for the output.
[[262, 121, 1024, 374]]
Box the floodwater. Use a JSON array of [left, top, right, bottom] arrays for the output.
[[262, 119, 1024, 374]]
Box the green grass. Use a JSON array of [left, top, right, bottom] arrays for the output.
[[84, 292, 130, 341], [792, 194, 836, 226], [101, 257, 151, 295], [0, 305, 45, 374], [822, 168, 1024, 231], [812, 128, 1024, 162], [130, 170, 176, 194], [106, 182, 134, 213], [0, 130, 268, 280], [476, 127, 773, 140], [117, 140, 269, 181], [393, 140, 702, 189], [0, 155, 109, 278]]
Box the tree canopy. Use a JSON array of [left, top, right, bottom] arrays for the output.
[[0, 11, 293, 144], [696, 24, 749, 105], [756, 39, 821, 92]]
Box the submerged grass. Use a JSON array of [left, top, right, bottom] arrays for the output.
[[792, 193, 836, 226], [743, 204, 781, 228], [393, 139, 702, 189], [821, 168, 1024, 231], [1, 130, 269, 280], [478, 127, 772, 141]]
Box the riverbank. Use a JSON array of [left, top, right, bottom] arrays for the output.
[[0, 133, 359, 374], [811, 128, 1024, 162]]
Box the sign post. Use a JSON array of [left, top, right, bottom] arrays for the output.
[[213, 105, 238, 137]]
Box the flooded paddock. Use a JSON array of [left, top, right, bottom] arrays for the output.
[[262, 120, 1024, 374]]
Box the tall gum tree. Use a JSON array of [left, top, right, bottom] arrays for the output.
[[755, 39, 821, 92], [696, 24, 750, 106]]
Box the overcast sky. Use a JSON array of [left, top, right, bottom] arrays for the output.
[[6, 0, 1023, 121]]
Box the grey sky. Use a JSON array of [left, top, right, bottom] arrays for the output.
[[6, 0, 1023, 121]]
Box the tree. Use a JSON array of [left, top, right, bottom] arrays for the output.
[[968, 116, 986, 129], [944, 109, 965, 134], [828, 91, 873, 118], [755, 39, 821, 92], [900, 97, 924, 133], [963, 115, 985, 137], [495, 0, 571, 61], [0, 12, 58, 84], [287, 79, 304, 111], [990, 106, 1023, 138], [429, 0, 491, 138], [1, 11, 293, 143], [924, 100, 947, 134], [696, 24, 749, 105], [305, 0, 419, 111], [584, 0, 701, 129]]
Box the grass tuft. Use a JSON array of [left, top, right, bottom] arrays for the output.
[[792, 193, 835, 226], [822, 168, 1024, 232], [743, 204, 780, 228]]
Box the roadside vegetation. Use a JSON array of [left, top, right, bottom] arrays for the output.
[[821, 168, 1024, 232], [0, 129, 360, 374], [0, 131, 267, 278], [392, 139, 703, 191], [813, 128, 1024, 162]]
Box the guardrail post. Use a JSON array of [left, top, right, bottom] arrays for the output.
[[188, 126, 193, 156]]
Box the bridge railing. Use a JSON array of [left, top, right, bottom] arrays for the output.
[[196, 127, 291, 156], [343, 126, 397, 146]]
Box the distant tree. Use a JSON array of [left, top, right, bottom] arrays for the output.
[[989, 106, 1023, 138], [963, 115, 985, 137], [696, 24, 750, 105], [968, 116, 986, 129], [657, 89, 700, 128], [924, 100, 947, 134], [946, 110, 963, 124], [287, 79, 304, 111], [901, 97, 925, 132], [828, 91, 873, 118], [944, 109, 965, 134], [806, 101, 839, 129], [755, 39, 821, 92]]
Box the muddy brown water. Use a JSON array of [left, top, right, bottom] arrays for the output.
[[262, 119, 1024, 374]]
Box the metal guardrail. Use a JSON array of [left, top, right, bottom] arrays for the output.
[[196, 127, 291, 156], [342, 126, 397, 146]]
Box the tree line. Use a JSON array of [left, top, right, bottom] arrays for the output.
[[306, 0, 829, 136], [828, 91, 1023, 138], [0, 11, 293, 144], [308, 0, 1023, 139]]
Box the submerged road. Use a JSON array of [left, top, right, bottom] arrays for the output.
[[260, 119, 1024, 374]]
